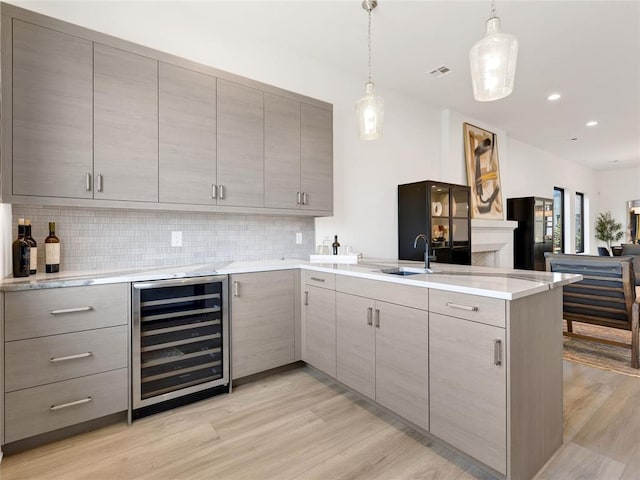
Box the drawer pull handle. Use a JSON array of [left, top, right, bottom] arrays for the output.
[[309, 277, 325, 283], [367, 307, 373, 326], [445, 302, 478, 312], [50, 352, 94, 363], [50, 306, 94, 315], [50, 397, 92, 411], [494, 339, 502, 366]]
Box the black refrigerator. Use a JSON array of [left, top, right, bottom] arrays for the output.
[[398, 180, 471, 265], [507, 196, 553, 270]]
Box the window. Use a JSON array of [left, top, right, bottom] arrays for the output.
[[553, 187, 565, 253], [575, 192, 584, 253]]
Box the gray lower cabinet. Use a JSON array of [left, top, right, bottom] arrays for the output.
[[11, 19, 93, 199], [3, 283, 129, 443], [301, 103, 333, 212], [302, 281, 336, 377], [335, 291, 429, 430], [94, 44, 158, 202], [217, 79, 264, 208], [159, 62, 217, 205], [230, 270, 295, 379], [429, 312, 507, 475]]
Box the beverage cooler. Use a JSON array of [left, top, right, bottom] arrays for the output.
[[132, 276, 229, 416]]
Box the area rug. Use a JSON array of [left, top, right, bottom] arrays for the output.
[[562, 321, 640, 378]]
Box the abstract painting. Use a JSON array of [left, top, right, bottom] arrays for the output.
[[463, 122, 504, 219]]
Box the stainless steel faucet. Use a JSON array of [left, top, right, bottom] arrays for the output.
[[413, 233, 431, 270]]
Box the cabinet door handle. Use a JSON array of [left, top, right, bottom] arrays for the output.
[[50, 306, 93, 315], [302, 192, 307, 205], [445, 302, 478, 312], [233, 280, 239, 297], [309, 277, 325, 283], [50, 397, 92, 411], [304, 291, 309, 306], [297, 192, 301, 205], [219, 185, 225, 200], [97, 174, 103, 192], [212, 184, 217, 199], [367, 307, 373, 326], [374, 309, 380, 328], [86, 173, 92, 191], [50, 352, 93, 363], [494, 339, 502, 366]]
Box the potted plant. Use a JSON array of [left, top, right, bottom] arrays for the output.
[[595, 211, 623, 251]]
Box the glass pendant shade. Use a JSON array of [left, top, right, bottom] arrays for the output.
[[470, 17, 518, 101], [356, 82, 384, 140]]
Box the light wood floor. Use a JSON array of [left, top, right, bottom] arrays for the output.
[[0, 362, 638, 480]]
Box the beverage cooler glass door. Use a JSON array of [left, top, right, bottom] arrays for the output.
[[132, 276, 229, 410]]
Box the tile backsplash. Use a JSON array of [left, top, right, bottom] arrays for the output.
[[12, 206, 315, 272]]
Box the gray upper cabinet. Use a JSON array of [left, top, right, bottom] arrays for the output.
[[2, 4, 332, 215], [159, 62, 217, 205], [216, 79, 264, 208], [264, 94, 301, 209], [301, 103, 333, 212], [12, 20, 93, 199], [94, 44, 158, 202]]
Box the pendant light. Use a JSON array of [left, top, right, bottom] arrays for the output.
[[355, 0, 384, 140], [469, 1, 519, 102]]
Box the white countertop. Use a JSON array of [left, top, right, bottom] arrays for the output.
[[0, 257, 581, 300]]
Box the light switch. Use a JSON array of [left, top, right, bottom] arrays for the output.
[[296, 232, 303, 244]]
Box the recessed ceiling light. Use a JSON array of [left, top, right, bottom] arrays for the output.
[[547, 93, 561, 101], [586, 121, 598, 127]]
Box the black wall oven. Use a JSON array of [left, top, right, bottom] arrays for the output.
[[132, 276, 229, 414]]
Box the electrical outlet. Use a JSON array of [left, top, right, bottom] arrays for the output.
[[171, 231, 182, 247], [295, 232, 303, 244]]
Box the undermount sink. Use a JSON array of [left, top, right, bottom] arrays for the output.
[[379, 267, 428, 276]]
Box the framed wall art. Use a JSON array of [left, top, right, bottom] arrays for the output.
[[463, 122, 504, 219]]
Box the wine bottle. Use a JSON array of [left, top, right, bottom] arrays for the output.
[[24, 219, 38, 275], [12, 218, 30, 278], [332, 235, 340, 255], [45, 222, 61, 273]]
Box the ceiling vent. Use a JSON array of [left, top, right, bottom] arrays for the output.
[[429, 65, 451, 78]]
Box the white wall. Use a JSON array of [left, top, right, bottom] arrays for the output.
[[594, 166, 640, 244], [504, 138, 598, 254]]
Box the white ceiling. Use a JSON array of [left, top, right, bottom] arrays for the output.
[[17, 1, 640, 171]]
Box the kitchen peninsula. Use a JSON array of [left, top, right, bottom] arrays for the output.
[[0, 259, 580, 480]]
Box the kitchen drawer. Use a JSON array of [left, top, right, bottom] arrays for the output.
[[5, 325, 128, 392], [303, 270, 335, 290], [5, 368, 128, 443], [5, 283, 128, 341], [335, 275, 428, 311], [429, 289, 505, 328]]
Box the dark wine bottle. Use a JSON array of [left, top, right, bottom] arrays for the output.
[[332, 235, 340, 255], [45, 222, 61, 273], [24, 219, 38, 275], [12, 218, 31, 278]]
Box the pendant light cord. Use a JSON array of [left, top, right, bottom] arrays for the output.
[[489, 0, 497, 20], [367, 6, 372, 82]]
